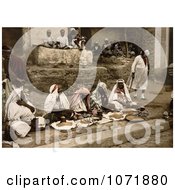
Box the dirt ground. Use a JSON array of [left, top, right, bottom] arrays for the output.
[[2, 88, 172, 148], [117, 129, 173, 148]]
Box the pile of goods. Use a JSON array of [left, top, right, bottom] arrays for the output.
[[49, 107, 149, 131]]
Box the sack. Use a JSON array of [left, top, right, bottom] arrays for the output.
[[11, 121, 31, 138]]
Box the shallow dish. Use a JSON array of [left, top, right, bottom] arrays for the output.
[[125, 115, 144, 122], [106, 112, 125, 121], [51, 120, 76, 130]]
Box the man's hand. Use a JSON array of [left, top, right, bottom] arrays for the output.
[[16, 100, 25, 106], [17, 100, 35, 113], [28, 106, 35, 113]]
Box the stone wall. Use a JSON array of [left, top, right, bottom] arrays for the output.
[[37, 47, 81, 66]]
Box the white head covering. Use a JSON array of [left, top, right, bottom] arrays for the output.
[[47, 29, 51, 33], [70, 28, 75, 31], [49, 84, 58, 94], [70, 87, 90, 111], [91, 81, 108, 106], [109, 79, 132, 103], [5, 86, 23, 120], [5, 85, 36, 122], [144, 49, 150, 56], [44, 84, 70, 113]]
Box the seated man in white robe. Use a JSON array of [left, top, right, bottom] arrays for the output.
[[109, 79, 137, 111], [5, 84, 35, 125], [56, 29, 69, 49], [43, 29, 55, 48], [91, 81, 109, 109], [44, 84, 74, 123], [4, 84, 35, 140]]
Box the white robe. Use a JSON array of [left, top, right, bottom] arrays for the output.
[[44, 90, 70, 113], [80, 49, 93, 66], [8, 102, 34, 124], [44, 36, 54, 43], [91, 82, 108, 107], [109, 82, 135, 111], [128, 55, 148, 90], [70, 88, 90, 112], [71, 100, 87, 112], [10, 120, 31, 139], [2, 78, 13, 101], [56, 36, 69, 47], [2, 79, 13, 121], [5, 87, 35, 125]]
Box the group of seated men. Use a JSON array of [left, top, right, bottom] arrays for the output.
[[42, 29, 138, 59], [92, 39, 138, 58], [4, 79, 138, 139], [43, 28, 86, 50]]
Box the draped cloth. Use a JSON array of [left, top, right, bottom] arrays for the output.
[[56, 36, 69, 48], [2, 78, 13, 101], [2, 78, 13, 121], [44, 84, 70, 113], [70, 87, 90, 112], [109, 79, 136, 111], [5, 86, 35, 125], [5, 86, 34, 138], [79, 49, 93, 66], [91, 82, 108, 107]]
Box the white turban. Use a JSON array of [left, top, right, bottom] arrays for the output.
[[144, 50, 150, 56]]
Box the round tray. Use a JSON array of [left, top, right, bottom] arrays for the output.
[[76, 118, 94, 128], [125, 115, 144, 122], [107, 112, 125, 121], [51, 120, 76, 130], [122, 108, 138, 115]]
